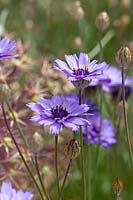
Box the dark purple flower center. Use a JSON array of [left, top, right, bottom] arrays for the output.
[[52, 105, 68, 118], [73, 67, 89, 76]]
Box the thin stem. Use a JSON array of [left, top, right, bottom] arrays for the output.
[[79, 89, 86, 200], [121, 67, 133, 168], [1, 102, 45, 200], [6, 101, 27, 147], [59, 159, 72, 200], [55, 135, 60, 197], [34, 155, 51, 200], [98, 30, 103, 61], [89, 29, 115, 59]]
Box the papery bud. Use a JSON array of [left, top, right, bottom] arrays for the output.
[[64, 139, 80, 159], [121, 0, 131, 10], [120, 14, 130, 28], [74, 36, 83, 49], [116, 46, 132, 68], [28, 132, 45, 153], [112, 177, 123, 197], [116, 100, 128, 116], [95, 11, 110, 32], [126, 41, 133, 62], [72, 1, 84, 21], [0, 83, 11, 102]]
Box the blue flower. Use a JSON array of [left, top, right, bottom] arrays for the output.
[[0, 181, 33, 200], [83, 111, 116, 148], [0, 37, 18, 60], [102, 66, 133, 100], [27, 95, 90, 134], [54, 53, 109, 89]]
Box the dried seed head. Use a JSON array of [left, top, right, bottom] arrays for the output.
[[64, 139, 80, 159], [126, 41, 133, 62], [0, 83, 11, 102], [116, 100, 128, 116], [72, 1, 84, 21], [112, 177, 123, 196], [116, 46, 132, 68], [74, 36, 83, 49], [28, 132, 45, 153], [121, 0, 131, 10], [95, 11, 110, 32]]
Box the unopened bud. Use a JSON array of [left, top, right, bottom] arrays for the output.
[[95, 11, 110, 32], [112, 177, 123, 197], [72, 1, 84, 21], [74, 36, 83, 48], [116, 46, 132, 68], [64, 139, 80, 159], [117, 100, 128, 115], [0, 83, 11, 102], [28, 132, 45, 153], [121, 0, 131, 10]]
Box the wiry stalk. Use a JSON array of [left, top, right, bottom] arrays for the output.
[[55, 135, 60, 198], [34, 155, 51, 200], [121, 67, 133, 168], [79, 88, 86, 200], [1, 102, 45, 200]]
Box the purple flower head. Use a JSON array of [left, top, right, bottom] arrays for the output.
[[102, 66, 133, 100], [0, 37, 18, 60], [83, 111, 116, 148], [0, 181, 33, 200], [27, 95, 90, 134], [54, 53, 109, 89]]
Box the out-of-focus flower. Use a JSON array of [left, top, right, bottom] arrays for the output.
[[27, 95, 90, 134], [54, 53, 109, 89], [0, 181, 33, 200], [102, 66, 133, 100], [0, 37, 18, 60], [83, 111, 116, 148]]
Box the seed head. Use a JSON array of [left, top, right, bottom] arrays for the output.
[[28, 132, 45, 153], [95, 11, 110, 32], [64, 139, 80, 160], [0, 83, 11, 102], [72, 1, 84, 21], [116, 46, 132, 68], [116, 100, 128, 116]]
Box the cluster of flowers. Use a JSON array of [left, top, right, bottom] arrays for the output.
[[0, 36, 132, 197]]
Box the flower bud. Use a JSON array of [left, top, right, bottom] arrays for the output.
[[0, 83, 11, 102], [71, 1, 84, 21], [95, 11, 110, 32], [74, 36, 83, 49], [116, 46, 132, 68], [64, 139, 80, 159], [112, 177, 123, 197], [116, 100, 128, 116], [28, 132, 45, 153]]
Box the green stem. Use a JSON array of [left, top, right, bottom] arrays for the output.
[[1, 102, 45, 200], [89, 30, 115, 59], [79, 89, 86, 200], [121, 67, 133, 168], [55, 135, 60, 198], [98, 30, 103, 61], [59, 159, 72, 200], [34, 155, 51, 200], [6, 101, 28, 147]]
